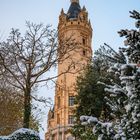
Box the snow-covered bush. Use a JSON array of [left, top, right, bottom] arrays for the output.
[[81, 10, 140, 140], [0, 128, 40, 140]]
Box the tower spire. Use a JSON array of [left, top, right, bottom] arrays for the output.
[[71, 0, 79, 3], [68, 0, 81, 19]]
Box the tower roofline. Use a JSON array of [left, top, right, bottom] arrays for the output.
[[67, 0, 81, 19], [71, 0, 79, 3]]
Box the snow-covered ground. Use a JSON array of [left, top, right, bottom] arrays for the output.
[[0, 128, 40, 140]]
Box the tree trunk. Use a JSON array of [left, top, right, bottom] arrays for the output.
[[23, 89, 31, 128]]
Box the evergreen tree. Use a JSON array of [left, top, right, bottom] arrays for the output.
[[80, 10, 140, 140], [72, 56, 114, 139], [72, 64, 104, 140], [71, 42, 124, 139]]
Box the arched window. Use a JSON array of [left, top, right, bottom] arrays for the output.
[[69, 96, 75, 106], [82, 38, 86, 45], [68, 115, 74, 124], [67, 136, 74, 140], [57, 114, 60, 124], [83, 50, 86, 56], [58, 96, 60, 108]]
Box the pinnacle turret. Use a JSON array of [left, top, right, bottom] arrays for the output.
[[61, 8, 64, 14], [82, 5, 86, 11]]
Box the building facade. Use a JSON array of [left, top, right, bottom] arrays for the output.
[[45, 0, 92, 139]]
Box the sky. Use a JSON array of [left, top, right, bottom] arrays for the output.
[[0, 0, 140, 139]]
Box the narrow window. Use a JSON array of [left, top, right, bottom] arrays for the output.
[[58, 96, 60, 108], [69, 96, 75, 106], [82, 38, 86, 45], [73, 65, 75, 69], [59, 132, 62, 140], [57, 114, 60, 124], [52, 134, 55, 140], [68, 115, 74, 124], [83, 50, 86, 56], [67, 136, 74, 140]]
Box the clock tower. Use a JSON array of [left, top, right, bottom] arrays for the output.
[[45, 1, 92, 139]]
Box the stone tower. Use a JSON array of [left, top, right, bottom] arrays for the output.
[[45, 0, 92, 140]]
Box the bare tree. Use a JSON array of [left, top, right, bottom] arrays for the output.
[[0, 30, 7, 42], [0, 22, 78, 128]]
